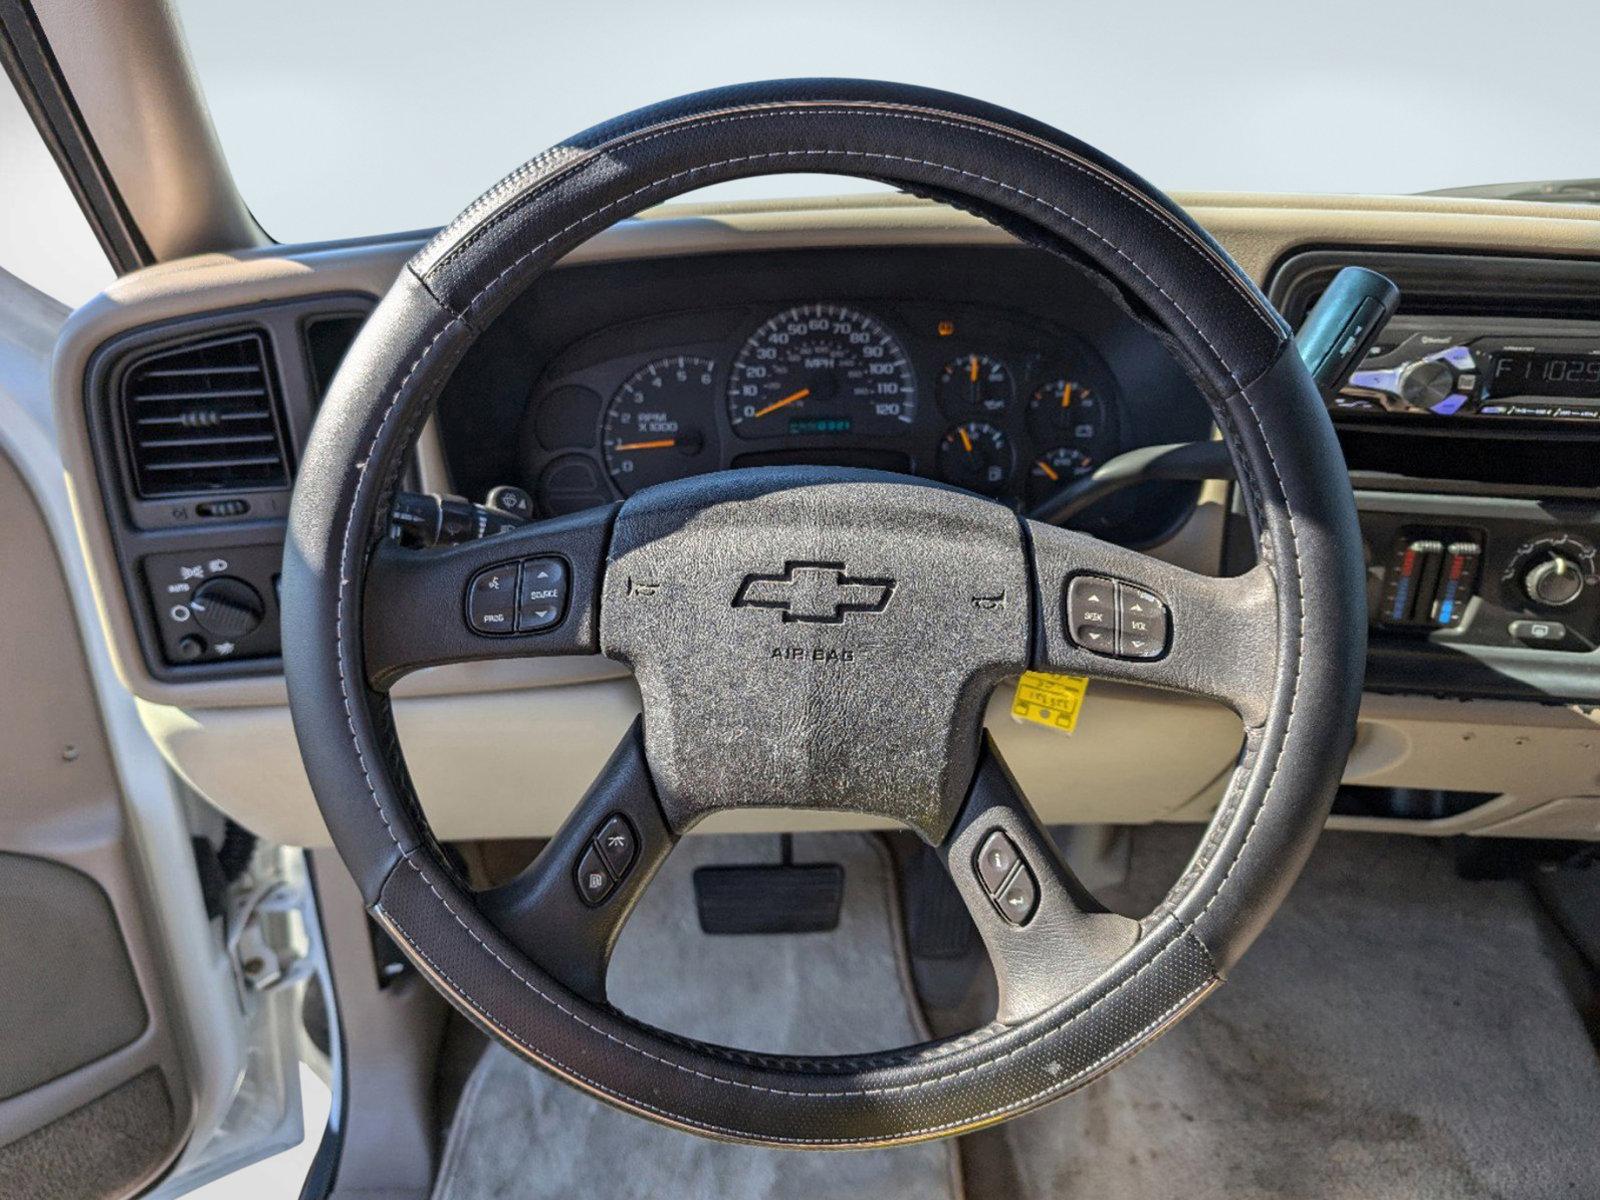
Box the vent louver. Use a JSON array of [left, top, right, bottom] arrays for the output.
[[121, 331, 290, 498]]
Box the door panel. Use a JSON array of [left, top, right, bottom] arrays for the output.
[[0, 443, 190, 1195]]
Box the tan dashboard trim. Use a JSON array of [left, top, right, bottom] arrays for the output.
[[49, 192, 1600, 842], [55, 191, 1600, 711]]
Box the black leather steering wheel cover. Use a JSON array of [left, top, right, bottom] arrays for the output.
[[282, 79, 1366, 1146]]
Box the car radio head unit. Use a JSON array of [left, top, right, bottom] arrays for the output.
[[1336, 326, 1600, 423]]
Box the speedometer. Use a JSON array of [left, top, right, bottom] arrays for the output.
[[727, 304, 917, 439]]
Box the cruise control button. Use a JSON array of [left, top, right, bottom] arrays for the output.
[[467, 563, 519, 634], [1116, 583, 1169, 659], [517, 557, 568, 632], [976, 830, 1020, 895], [575, 844, 615, 906], [1066, 575, 1117, 655], [595, 815, 638, 878], [995, 864, 1038, 925]]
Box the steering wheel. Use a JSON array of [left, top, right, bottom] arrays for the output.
[[282, 80, 1364, 1147]]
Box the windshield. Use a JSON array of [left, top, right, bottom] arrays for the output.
[[174, 0, 1600, 244]]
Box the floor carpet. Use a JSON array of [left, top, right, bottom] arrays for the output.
[[432, 825, 1600, 1199], [994, 826, 1600, 1200], [431, 832, 960, 1200]]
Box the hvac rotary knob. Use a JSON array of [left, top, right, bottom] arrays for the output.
[[1523, 553, 1585, 608], [188, 576, 266, 638]]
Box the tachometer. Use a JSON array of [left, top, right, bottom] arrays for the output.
[[602, 356, 717, 496], [727, 304, 917, 438]]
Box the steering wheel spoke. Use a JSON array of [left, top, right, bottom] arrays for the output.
[[1027, 519, 1279, 727], [942, 741, 1140, 1023], [361, 504, 615, 689], [477, 719, 675, 1004]]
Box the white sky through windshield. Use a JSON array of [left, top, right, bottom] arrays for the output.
[[168, 0, 1600, 242]]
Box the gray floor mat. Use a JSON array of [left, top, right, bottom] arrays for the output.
[[431, 833, 959, 1200], [997, 826, 1600, 1200]]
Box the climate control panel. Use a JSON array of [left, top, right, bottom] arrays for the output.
[[1361, 510, 1599, 656], [1506, 533, 1594, 610]]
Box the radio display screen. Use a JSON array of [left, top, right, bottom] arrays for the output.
[[1489, 352, 1600, 399]]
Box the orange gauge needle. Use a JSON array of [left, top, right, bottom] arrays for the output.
[[1035, 458, 1059, 481], [752, 386, 811, 419], [613, 438, 677, 451], [969, 354, 980, 383], [1060, 381, 1074, 408], [958, 426, 974, 453]]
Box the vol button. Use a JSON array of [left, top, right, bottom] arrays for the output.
[[1115, 582, 1168, 659]]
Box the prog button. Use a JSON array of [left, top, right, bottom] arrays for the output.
[[466, 564, 519, 634]]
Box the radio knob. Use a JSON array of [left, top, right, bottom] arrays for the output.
[[1396, 359, 1456, 409], [1523, 553, 1585, 608], [188, 576, 266, 638]]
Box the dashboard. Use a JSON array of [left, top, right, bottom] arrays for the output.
[[434, 247, 1213, 546], [45, 194, 1600, 847], [532, 301, 1116, 509]]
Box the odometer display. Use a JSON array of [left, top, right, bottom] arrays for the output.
[[727, 304, 917, 438]]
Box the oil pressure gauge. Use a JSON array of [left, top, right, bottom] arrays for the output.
[[936, 354, 1013, 417]]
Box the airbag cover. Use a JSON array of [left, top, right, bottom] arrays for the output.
[[600, 468, 1031, 838]]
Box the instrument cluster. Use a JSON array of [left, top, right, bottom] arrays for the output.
[[521, 300, 1124, 517]]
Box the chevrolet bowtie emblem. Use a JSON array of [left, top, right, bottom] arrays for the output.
[[732, 561, 895, 624]]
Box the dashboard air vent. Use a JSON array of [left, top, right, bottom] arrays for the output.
[[121, 331, 290, 498]]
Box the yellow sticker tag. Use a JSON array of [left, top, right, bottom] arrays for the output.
[[1011, 670, 1090, 734]]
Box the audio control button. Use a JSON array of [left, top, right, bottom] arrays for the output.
[[1115, 583, 1169, 659], [517, 558, 568, 632], [1397, 359, 1456, 410], [1066, 576, 1117, 654]]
